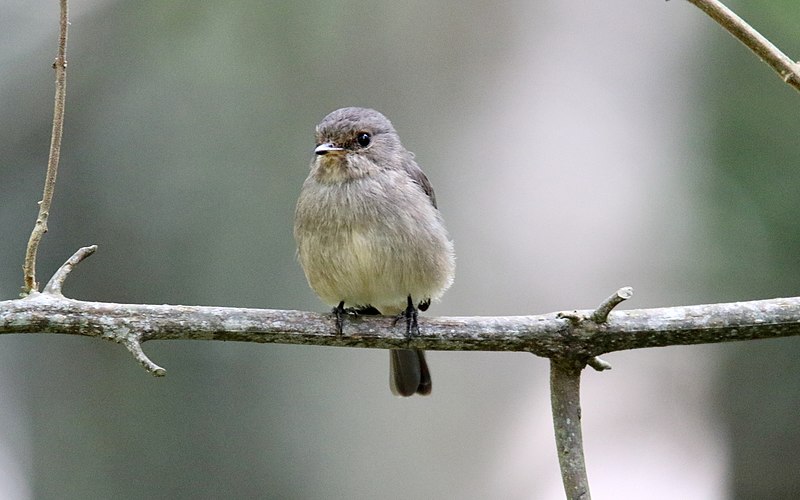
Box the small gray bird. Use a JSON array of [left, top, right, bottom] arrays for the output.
[[294, 107, 455, 396]]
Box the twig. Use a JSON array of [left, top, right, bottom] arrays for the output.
[[589, 287, 633, 324], [550, 361, 590, 500], [586, 356, 612, 372], [686, 0, 800, 93], [586, 287, 632, 371], [22, 0, 69, 293], [556, 288, 633, 371], [121, 338, 166, 377], [42, 245, 97, 295]]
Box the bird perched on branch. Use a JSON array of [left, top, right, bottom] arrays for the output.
[[294, 107, 455, 396]]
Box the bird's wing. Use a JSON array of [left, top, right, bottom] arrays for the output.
[[402, 157, 438, 209]]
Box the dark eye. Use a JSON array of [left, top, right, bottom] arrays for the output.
[[356, 132, 371, 147]]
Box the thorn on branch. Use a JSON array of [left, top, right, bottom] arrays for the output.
[[587, 356, 612, 372], [43, 245, 97, 295], [122, 338, 166, 377], [555, 287, 632, 326], [556, 287, 632, 372], [589, 286, 633, 324]]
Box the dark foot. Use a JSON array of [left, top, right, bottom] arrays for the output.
[[332, 301, 346, 335], [394, 295, 419, 338], [354, 305, 381, 315], [333, 303, 382, 335]]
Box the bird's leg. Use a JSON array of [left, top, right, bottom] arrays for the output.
[[393, 295, 419, 339], [332, 301, 346, 336]]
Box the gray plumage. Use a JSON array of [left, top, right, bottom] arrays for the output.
[[294, 107, 455, 396]]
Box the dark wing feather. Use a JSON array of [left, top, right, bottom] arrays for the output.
[[401, 156, 438, 208]]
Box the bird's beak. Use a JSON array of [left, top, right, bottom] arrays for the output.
[[315, 143, 345, 155]]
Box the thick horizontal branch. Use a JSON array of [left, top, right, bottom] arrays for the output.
[[2, 291, 800, 367], [3, 249, 800, 375]]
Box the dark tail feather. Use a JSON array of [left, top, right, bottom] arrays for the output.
[[416, 350, 432, 395], [390, 349, 431, 397]]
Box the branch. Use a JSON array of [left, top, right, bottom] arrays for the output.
[[4, 248, 800, 377], [549, 285, 632, 499], [42, 245, 96, 295], [22, 0, 69, 293], [551, 361, 590, 500], [559, 287, 634, 372], [686, 0, 800, 93], [6, 287, 800, 357]]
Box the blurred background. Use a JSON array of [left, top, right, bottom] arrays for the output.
[[2, 1, 799, 498]]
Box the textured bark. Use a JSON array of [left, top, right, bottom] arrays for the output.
[[551, 361, 591, 500], [2, 290, 800, 369]]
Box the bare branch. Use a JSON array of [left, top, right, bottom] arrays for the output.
[[42, 245, 97, 295], [3, 246, 800, 375], [4, 292, 800, 356], [551, 361, 591, 500], [686, 0, 800, 93], [22, 0, 69, 293]]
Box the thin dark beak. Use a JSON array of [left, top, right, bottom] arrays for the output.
[[314, 143, 345, 155]]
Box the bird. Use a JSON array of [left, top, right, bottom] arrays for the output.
[[293, 107, 455, 396]]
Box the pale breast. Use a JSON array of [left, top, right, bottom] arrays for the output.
[[295, 169, 454, 313]]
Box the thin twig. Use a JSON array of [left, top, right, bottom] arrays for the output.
[[586, 356, 612, 372], [42, 245, 97, 295], [686, 0, 800, 92], [122, 338, 167, 377], [589, 287, 633, 324], [550, 361, 591, 500], [22, 0, 69, 293]]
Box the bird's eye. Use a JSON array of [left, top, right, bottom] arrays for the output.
[[356, 132, 371, 148]]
